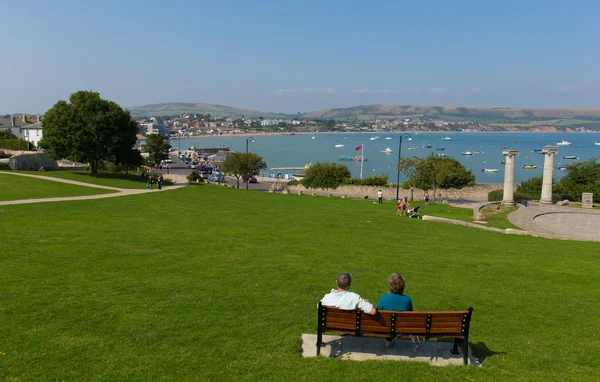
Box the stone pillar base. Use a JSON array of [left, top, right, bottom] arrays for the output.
[[502, 200, 516, 207], [539, 199, 553, 205]]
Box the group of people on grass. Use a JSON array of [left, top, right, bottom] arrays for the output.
[[144, 173, 164, 190], [320, 272, 412, 347]]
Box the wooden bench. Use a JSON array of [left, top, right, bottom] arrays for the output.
[[317, 302, 474, 365]]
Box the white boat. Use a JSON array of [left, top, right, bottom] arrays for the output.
[[556, 140, 572, 146], [385, 137, 393, 140], [441, 136, 452, 141], [595, 142, 600, 146], [311, 136, 315, 139], [437, 153, 447, 157], [461, 151, 473, 155], [407, 147, 416, 150], [473, 151, 484, 154], [335, 144, 345, 148], [369, 136, 379, 141], [482, 168, 498, 172], [380, 147, 393, 153]]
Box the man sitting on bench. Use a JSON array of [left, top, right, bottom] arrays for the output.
[[320, 272, 376, 315]]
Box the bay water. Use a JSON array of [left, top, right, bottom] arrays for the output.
[[174, 132, 600, 184]]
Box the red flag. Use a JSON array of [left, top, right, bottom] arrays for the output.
[[355, 144, 363, 151]]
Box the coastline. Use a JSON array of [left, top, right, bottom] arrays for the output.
[[170, 130, 600, 140]]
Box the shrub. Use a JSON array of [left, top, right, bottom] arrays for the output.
[[302, 162, 350, 189], [0, 139, 30, 150], [344, 174, 389, 186], [488, 190, 538, 203], [186, 171, 203, 183], [0, 162, 11, 170], [555, 158, 600, 202], [517, 175, 543, 195]]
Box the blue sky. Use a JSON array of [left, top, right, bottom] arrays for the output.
[[2, 0, 600, 114]]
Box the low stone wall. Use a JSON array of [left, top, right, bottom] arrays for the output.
[[287, 183, 503, 202], [9, 153, 57, 171], [0, 149, 36, 157]]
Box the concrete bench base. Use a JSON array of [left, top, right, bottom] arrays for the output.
[[301, 334, 479, 367]]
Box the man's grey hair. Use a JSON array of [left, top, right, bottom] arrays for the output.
[[336, 272, 352, 290]]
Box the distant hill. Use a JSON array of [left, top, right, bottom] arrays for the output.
[[128, 103, 287, 119], [302, 104, 600, 122]]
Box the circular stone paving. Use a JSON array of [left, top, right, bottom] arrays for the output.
[[533, 212, 600, 241]]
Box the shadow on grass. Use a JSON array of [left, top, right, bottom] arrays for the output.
[[470, 342, 507, 363], [70, 172, 174, 186]]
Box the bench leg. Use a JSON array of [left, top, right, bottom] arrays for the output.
[[451, 338, 460, 354], [462, 339, 469, 365], [316, 332, 322, 356]]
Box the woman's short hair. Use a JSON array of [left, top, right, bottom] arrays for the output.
[[336, 272, 352, 290], [388, 272, 405, 294]]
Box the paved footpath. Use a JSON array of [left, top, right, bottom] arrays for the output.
[[0, 171, 187, 206], [508, 202, 600, 242]]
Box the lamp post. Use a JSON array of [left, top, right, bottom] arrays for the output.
[[246, 136, 255, 153], [395, 133, 412, 200], [245, 137, 255, 190]]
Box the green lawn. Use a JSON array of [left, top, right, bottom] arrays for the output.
[[1, 187, 599, 380], [0, 173, 115, 201], [22, 170, 172, 189], [420, 203, 521, 230]]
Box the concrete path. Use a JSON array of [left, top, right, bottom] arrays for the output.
[[301, 334, 479, 367], [0, 171, 187, 206], [508, 202, 600, 242]]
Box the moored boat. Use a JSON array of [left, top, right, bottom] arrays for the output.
[[385, 137, 393, 140], [472, 151, 484, 154], [334, 144, 345, 148], [556, 140, 572, 146], [595, 141, 600, 146], [522, 165, 537, 169], [436, 148, 445, 151], [482, 168, 498, 172], [563, 155, 577, 160], [441, 136, 453, 141], [380, 147, 393, 153], [461, 151, 473, 155]]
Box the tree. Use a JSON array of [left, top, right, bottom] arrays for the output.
[[415, 154, 475, 202], [39, 90, 138, 174], [302, 162, 351, 189], [398, 156, 422, 201], [142, 134, 171, 166], [0, 130, 18, 140], [116, 149, 144, 174], [220, 152, 267, 189], [516, 175, 544, 197], [556, 158, 600, 202]]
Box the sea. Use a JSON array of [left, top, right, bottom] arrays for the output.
[[173, 132, 600, 184]]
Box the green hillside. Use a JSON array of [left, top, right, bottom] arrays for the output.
[[302, 104, 600, 127], [128, 102, 287, 118]]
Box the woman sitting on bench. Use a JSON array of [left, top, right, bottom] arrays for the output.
[[376, 273, 413, 347]]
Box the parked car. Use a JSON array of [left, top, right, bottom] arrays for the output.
[[189, 163, 198, 169], [164, 158, 173, 164], [198, 170, 209, 179], [243, 176, 257, 183], [208, 173, 224, 182]]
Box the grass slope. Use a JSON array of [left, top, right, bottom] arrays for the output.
[[28, 171, 169, 189], [0, 173, 115, 201], [0, 185, 599, 380]]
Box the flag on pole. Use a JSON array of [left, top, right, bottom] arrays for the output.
[[355, 144, 363, 151]]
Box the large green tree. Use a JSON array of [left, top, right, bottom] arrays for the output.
[[556, 158, 600, 202], [302, 162, 351, 189], [415, 154, 475, 202], [40, 91, 138, 174], [220, 152, 267, 189], [142, 134, 171, 166], [398, 156, 422, 201]]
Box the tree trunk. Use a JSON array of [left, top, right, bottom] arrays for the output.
[[410, 186, 414, 201], [236, 177, 240, 188], [91, 160, 98, 175]]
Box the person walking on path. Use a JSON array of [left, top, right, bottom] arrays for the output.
[[147, 176, 153, 189], [157, 176, 163, 190], [377, 190, 383, 204], [424, 192, 430, 205]]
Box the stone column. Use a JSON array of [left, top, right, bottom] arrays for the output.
[[502, 150, 519, 206], [540, 146, 558, 204]]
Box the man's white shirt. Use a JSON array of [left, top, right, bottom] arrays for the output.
[[320, 289, 373, 314]]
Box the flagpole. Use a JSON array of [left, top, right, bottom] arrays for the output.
[[360, 143, 364, 179]]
